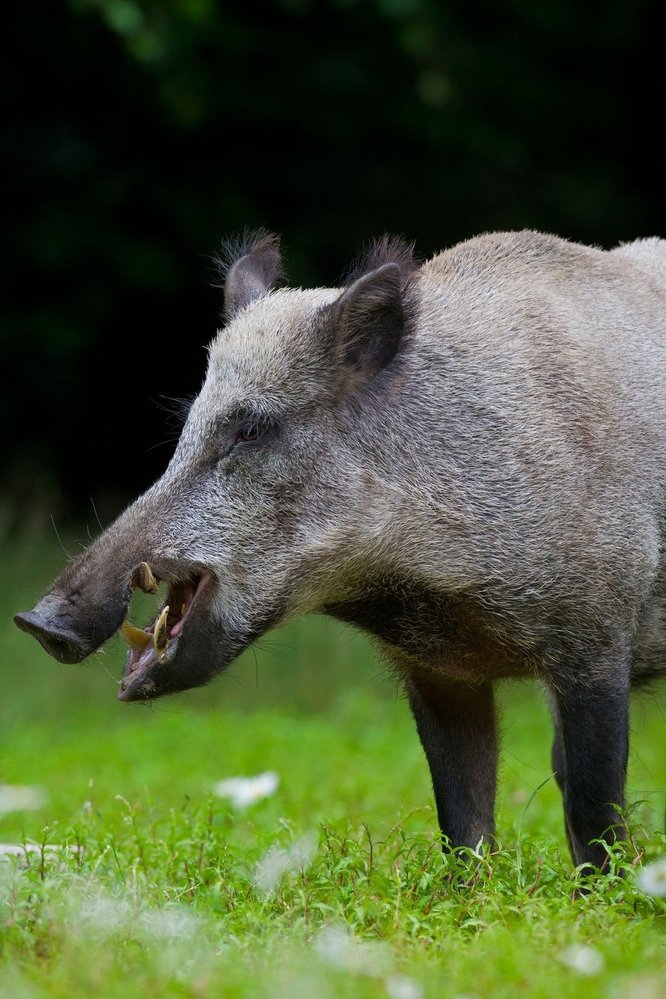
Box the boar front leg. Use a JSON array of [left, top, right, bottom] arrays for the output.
[[406, 671, 497, 851], [549, 667, 630, 870]]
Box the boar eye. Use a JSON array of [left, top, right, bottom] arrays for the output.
[[234, 418, 270, 447]]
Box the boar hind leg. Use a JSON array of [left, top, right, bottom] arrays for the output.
[[549, 721, 577, 861], [406, 672, 497, 851], [550, 667, 630, 870]]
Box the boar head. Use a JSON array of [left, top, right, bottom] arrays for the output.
[[15, 231, 418, 701]]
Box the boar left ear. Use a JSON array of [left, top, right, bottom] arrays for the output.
[[215, 230, 283, 320], [327, 263, 405, 381]]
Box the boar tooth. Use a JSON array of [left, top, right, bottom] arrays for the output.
[[134, 562, 159, 594], [120, 621, 151, 652], [153, 605, 170, 656]]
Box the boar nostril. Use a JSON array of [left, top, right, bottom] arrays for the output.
[[13, 611, 89, 664]]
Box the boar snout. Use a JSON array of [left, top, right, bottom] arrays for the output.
[[15, 581, 131, 666], [14, 604, 93, 664]]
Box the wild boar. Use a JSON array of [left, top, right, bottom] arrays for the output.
[[15, 229, 666, 870]]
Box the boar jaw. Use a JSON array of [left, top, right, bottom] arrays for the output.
[[118, 570, 217, 702]]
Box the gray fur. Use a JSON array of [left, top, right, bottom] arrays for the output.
[[15, 229, 666, 870], [214, 229, 283, 320]]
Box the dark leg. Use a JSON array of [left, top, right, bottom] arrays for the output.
[[549, 704, 575, 859], [550, 672, 630, 869], [406, 670, 497, 850], [550, 722, 566, 795]]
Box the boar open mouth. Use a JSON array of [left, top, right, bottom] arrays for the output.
[[118, 567, 215, 702]]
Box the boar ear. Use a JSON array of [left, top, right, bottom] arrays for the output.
[[215, 230, 283, 320], [328, 263, 405, 381]]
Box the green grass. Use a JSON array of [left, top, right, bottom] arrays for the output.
[[1, 528, 665, 998]]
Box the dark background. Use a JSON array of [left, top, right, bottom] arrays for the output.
[[2, 0, 663, 523]]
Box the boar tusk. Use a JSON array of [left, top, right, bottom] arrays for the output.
[[133, 562, 159, 594], [153, 605, 170, 656], [120, 621, 152, 652]]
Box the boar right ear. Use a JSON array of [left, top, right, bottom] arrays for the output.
[[326, 263, 405, 384], [214, 230, 283, 321]]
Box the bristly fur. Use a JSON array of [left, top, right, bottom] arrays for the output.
[[343, 233, 419, 289], [211, 229, 283, 289], [155, 394, 195, 431]]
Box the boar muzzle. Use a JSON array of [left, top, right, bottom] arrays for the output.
[[14, 589, 129, 664], [14, 609, 92, 663]]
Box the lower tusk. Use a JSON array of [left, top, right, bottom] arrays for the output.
[[120, 621, 151, 652], [153, 605, 170, 656]]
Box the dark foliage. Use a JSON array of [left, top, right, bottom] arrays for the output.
[[2, 0, 663, 516]]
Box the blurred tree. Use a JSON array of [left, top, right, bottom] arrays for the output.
[[1, 0, 663, 517]]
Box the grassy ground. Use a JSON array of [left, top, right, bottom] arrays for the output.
[[1, 527, 665, 998]]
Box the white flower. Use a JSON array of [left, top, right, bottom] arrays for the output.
[[559, 944, 605, 976], [314, 925, 391, 977], [79, 892, 133, 933], [70, 888, 204, 951], [637, 857, 666, 897], [140, 905, 202, 940], [386, 974, 424, 999], [253, 832, 317, 893], [213, 771, 279, 808], [0, 784, 47, 815]]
